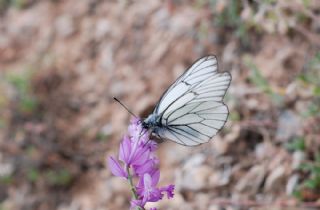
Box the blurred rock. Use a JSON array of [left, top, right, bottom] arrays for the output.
[[160, 142, 191, 166], [235, 165, 266, 194], [224, 124, 241, 143], [99, 123, 113, 137], [108, 177, 128, 194], [276, 110, 302, 141], [183, 154, 206, 170], [209, 166, 231, 187], [168, 192, 185, 208], [0, 158, 14, 177], [286, 174, 300, 195], [55, 15, 75, 38], [264, 166, 287, 193], [177, 164, 213, 191], [94, 19, 112, 39], [255, 142, 277, 160], [195, 193, 211, 209], [211, 136, 229, 156], [285, 82, 298, 102], [208, 205, 222, 210], [292, 151, 305, 170]]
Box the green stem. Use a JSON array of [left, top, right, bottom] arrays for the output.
[[126, 165, 143, 210]]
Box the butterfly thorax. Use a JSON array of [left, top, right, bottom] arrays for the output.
[[142, 114, 162, 131]]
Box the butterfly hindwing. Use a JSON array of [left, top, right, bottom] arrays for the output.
[[158, 101, 229, 146]]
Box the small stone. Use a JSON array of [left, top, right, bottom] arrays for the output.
[[276, 110, 302, 141], [183, 154, 206, 170], [99, 123, 113, 137], [195, 193, 210, 208], [95, 19, 112, 39], [255, 142, 277, 160], [179, 165, 213, 191], [170, 192, 185, 206], [161, 142, 191, 166], [286, 174, 300, 195], [209, 166, 231, 187], [211, 136, 229, 155], [208, 205, 221, 210], [264, 166, 287, 192], [109, 177, 128, 194], [292, 151, 305, 170], [235, 165, 266, 194], [0, 161, 14, 177], [55, 15, 75, 38]]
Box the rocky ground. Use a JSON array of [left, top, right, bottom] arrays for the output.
[[0, 0, 320, 210]]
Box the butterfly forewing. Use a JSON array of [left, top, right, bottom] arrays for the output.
[[155, 56, 218, 114], [153, 55, 231, 146]]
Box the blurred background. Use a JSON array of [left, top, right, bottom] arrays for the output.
[[0, 0, 320, 210]]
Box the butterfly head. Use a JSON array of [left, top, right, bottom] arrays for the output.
[[142, 113, 161, 131]]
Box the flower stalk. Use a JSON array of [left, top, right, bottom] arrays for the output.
[[126, 165, 138, 199]]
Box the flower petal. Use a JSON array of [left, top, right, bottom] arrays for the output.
[[143, 173, 152, 189], [108, 156, 127, 178], [161, 184, 175, 199], [134, 159, 156, 176], [119, 136, 131, 164], [130, 199, 145, 210], [130, 146, 150, 166], [151, 169, 160, 186]]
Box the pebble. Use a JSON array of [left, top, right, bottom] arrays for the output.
[[109, 177, 128, 194], [0, 161, 14, 177], [160, 142, 191, 166], [208, 205, 222, 210], [209, 166, 231, 187], [195, 193, 210, 208], [264, 166, 286, 192], [183, 154, 206, 170], [292, 151, 305, 170], [235, 165, 266, 194], [286, 174, 300, 195], [55, 15, 75, 38], [276, 110, 302, 141], [95, 19, 112, 39], [178, 165, 213, 191]]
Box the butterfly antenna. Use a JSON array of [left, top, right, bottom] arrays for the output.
[[113, 97, 137, 118]]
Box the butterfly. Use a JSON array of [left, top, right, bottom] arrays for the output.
[[140, 55, 231, 146]]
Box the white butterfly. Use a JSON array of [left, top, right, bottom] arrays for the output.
[[142, 55, 231, 146]]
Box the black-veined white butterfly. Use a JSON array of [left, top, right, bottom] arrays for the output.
[[115, 55, 231, 146]]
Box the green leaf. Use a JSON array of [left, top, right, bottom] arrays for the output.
[[303, 179, 320, 189], [27, 168, 39, 182], [299, 163, 314, 171], [245, 59, 271, 93], [0, 175, 13, 184], [285, 137, 305, 151], [313, 86, 320, 96], [45, 169, 72, 186], [315, 153, 320, 163]]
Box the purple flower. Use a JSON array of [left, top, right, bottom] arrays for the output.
[[136, 171, 162, 203], [108, 117, 175, 209], [135, 170, 175, 206], [108, 156, 127, 178], [119, 135, 150, 167], [161, 184, 175, 199]]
